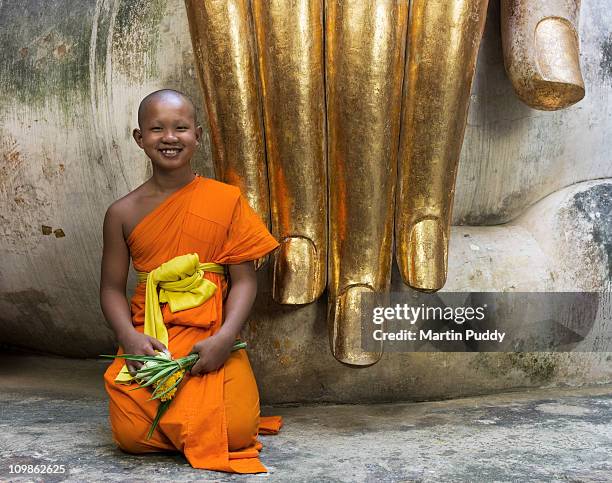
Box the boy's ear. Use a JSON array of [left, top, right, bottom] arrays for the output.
[[195, 125, 203, 144], [132, 128, 144, 148]]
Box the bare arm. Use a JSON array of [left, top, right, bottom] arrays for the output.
[[100, 203, 165, 373], [190, 261, 257, 375]]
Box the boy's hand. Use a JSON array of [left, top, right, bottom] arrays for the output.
[[118, 329, 167, 375], [189, 333, 234, 376]]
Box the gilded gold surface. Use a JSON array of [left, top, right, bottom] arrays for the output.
[[252, 0, 327, 305], [326, 0, 407, 365], [184, 0, 531, 367], [184, 0, 269, 224], [502, 0, 585, 110], [396, 0, 488, 292], [328, 285, 385, 368]]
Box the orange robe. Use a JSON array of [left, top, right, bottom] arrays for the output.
[[103, 175, 281, 473]]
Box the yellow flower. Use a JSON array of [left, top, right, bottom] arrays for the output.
[[154, 369, 185, 401]]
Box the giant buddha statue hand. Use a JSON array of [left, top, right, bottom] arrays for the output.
[[184, 0, 585, 366]]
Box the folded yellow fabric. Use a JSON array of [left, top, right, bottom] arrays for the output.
[[115, 253, 224, 384]]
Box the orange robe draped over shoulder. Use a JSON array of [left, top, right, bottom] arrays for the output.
[[103, 176, 281, 474]]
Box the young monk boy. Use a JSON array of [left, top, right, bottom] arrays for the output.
[[100, 89, 281, 473]]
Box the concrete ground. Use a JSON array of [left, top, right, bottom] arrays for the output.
[[0, 352, 611, 482]]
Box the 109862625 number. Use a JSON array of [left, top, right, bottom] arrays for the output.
[[9, 464, 66, 474]]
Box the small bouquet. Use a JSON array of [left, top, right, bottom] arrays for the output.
[[102, 340, 246, 439]]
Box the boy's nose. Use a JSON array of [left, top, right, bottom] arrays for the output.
[[162, 131, 179, 142]]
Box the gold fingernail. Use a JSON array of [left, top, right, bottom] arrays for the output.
[[534, 17, 585, 109], [328, 285, 382, 367], [407, 218, 447, 292], [273, 237, 323, 304]]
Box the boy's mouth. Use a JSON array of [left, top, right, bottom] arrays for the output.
[[159, 148, 183, 158]]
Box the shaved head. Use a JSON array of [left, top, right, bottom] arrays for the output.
[[137, 89, 197, 127]]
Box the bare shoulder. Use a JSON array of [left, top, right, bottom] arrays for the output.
[[105, 181, 151, 239]]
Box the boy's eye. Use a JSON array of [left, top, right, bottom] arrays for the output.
[[151, 127, 162, 132], [177, 126, 188, 130]]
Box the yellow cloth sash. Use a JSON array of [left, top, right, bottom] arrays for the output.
[[115, 253, 224, 384]]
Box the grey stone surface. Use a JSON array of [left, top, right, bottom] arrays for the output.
[[0, 0, 612, 405], [1, 0, 611, 364], [1, 353, 611, 482]]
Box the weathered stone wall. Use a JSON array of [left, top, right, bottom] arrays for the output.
[[0, 0, 610, 403]]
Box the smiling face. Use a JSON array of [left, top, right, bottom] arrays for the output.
[[133, 92, 202, 173]]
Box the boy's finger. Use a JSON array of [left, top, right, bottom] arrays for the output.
[[150, 338, 166, 351], [143, 344, 160, 356], [127, 361, 141, 375], [143, 348, 156, 356], [190, 361, 203, 376]]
